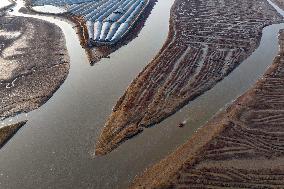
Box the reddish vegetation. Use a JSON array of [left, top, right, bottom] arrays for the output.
[[130, 30, 284, 188], [95, 0, 282, 155]]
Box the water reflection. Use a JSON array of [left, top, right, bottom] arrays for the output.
[[0, 0, 283, 188]]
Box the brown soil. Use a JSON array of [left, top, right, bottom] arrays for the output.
[[0, 11, 69, 119], [95, 0, 283, 155], [0, 121, 27, 148], [130, 29, 284, 188]]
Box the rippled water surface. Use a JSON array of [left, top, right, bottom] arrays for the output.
[[0, 0, 284, 188]]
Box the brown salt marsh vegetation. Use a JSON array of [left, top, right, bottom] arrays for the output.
[[96, 0, 283, 155], [130, 29, 284, 189]]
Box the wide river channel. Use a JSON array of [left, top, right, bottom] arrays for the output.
[[0, 0, 284, 188]]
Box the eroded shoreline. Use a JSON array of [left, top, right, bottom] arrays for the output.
[[131, 29, 284, 189]]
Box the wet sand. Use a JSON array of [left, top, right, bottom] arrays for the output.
[[0, 121, 27, 148], [96, 0, 283, 155], [0, 9, 69, 119], [131, 29, 284, 188]]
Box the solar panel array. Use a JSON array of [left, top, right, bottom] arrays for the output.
[[32, 0, 148, 44]]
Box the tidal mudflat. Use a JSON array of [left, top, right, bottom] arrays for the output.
[[2, 0, 284, 188], [0, 0, 175, 188], [96, 0, 283, 155], [0, 8, 69, 119], [131, 29, 284, 189]]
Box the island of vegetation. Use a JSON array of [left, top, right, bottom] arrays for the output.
[[95, 0, 283, 155], [131, 29, 284, 189]]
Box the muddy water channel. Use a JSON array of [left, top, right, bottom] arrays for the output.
[[0, 0, 284, 188]]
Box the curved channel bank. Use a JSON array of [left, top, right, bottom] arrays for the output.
[[0, 1, 283, 189], [131, 1, 284, 187], [0, 0, 175, 188]]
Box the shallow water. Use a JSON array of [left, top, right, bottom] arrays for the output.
[[0, 0, 284, 188]]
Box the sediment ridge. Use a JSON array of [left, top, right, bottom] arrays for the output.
[[130, 29, 284, 188], [0, 121, 27, 148], [95, 0, 283, 155]]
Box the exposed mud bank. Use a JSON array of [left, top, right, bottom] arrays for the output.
[[95, 0, 283, 155], [0, 121, 27, 148], [0, 11, 69, 119], [131, 29, 284, 189]]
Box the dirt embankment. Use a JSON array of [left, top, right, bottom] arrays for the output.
[[0, 11, 69, 119], [130, 29, 284, 188], [95, 0, 283, 155], [0, 121, 27, 148]]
